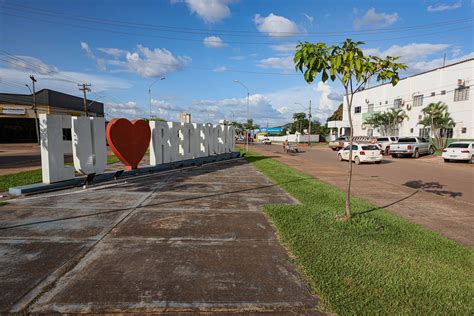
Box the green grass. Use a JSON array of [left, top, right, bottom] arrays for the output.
[[244, 150, 473, 315], [0, 155, 122, 193]]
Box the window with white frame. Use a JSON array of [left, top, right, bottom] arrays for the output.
[[413, 95, 423, 107], [394, 98, 402, 109], [367, 104, 374, 113], [419, 127, 430, 138], [454, 86, 469, 102]]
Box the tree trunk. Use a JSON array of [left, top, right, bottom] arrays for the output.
[[344, 87, 353, 220]]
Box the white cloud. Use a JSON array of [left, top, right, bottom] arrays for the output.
[[0, 55, 131, 96], [106, 101, 143, 119], [254, 13, 299, 37], [353, 8, 399, 29], [258, 56, 294, 70], [409, 52, 474, 72], [365, 43, 473, 73], [328, 92, 344, 102], [365, 43, 451, 64], [173, 0, 236, 23], [303, 13, 314, 25], [213, 66, 227, 72], [270, 43, 297, 53], [427, 1, 462, 12], [192, 94, 284, 124], [97, 47, 126, 57], [82, 43, 191, 78], [203, 36, 227, 48]]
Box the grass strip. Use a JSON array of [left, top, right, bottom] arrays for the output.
[[0, 155, 122, 193], [244, 150, 473, 315]]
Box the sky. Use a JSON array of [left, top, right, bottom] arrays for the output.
[[0, 0, 473, 126]]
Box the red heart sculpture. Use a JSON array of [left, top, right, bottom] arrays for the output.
[[106, 118, 151, 170]]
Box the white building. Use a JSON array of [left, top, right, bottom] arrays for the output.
[[328, 58, 473, 141]]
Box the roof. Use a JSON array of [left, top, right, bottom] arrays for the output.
[[355, 58, 474, 94], [0, 89, 104, 115]]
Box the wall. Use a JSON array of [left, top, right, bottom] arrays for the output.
[[341, 59, 473, 139]]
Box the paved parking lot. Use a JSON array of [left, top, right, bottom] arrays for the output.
[[252, 144, 474, 247], [0, 159, 321, 314]]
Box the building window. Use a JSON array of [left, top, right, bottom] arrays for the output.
[[394, 98, 402, 109], [379, 102, 382, 105], [410, 128, 414, 133], [367, 104, 374, 113], [431, 92, 435, 97], [440, 128, 454, 139], [62, 128, 72, 141], [441, 90, 446, 95], [454, 86, 469, 102], [462, 127, 467, 134], [385, 101, 388, 104], [419, 127, 430, 138], [413, 95, 423, 107], [354, 106, 361, 114]]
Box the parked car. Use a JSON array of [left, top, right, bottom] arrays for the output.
[[442, 142, 474, 163], [388, 137, 434, 158], [329, 136, 347, 151], [375, 136, 399, 155], [262, 137, 272, 145], [337, 143, 382, 164]]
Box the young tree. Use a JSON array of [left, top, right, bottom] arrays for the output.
[[294, 39, 407, 220], [418, 102, 455, 149]]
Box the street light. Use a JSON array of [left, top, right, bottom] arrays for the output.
[[233, 80, 250, 152], [148, 77, 165, 118], [294, 101, 312, 146]]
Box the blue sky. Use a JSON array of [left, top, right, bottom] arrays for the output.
[[1, 0, 473, 126]]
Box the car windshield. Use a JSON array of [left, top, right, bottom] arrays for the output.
[[398, 138, 417, 143], [448, 143, 469, 148], [344, 145, 358, 150], [362, 145, 379, 150], [377, 138, 388, 141]]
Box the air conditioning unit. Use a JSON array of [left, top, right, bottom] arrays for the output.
[[365, 99, 370, 104], [458, 79, 465, 86]]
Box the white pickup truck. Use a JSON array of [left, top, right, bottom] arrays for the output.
[[388, 137, 435, 158]]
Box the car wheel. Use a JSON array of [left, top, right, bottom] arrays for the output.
[[385, 148, 390, 155], [391, 154, 398, 158], [413, 149, 420, 159], [355, 156, 361, 165], [375, 160, 381, 164], [429, 147, 435, 155], [338, 154, 343, 161], [470, 156, 474, 164], [331, 147, 338, 151], [444, 159, 450, 163]]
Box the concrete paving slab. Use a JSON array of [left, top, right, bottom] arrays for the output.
[[0, 240, 86, 312], [0, 206, 124, 240], [1, 159, 321, 314], [111, 211, 277, 241], [30, 240, 315, 314]]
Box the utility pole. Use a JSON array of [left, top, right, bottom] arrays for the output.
[[308, 99, 312, 146], [29, 75, 40, 145], [78, 83, 91, 116]]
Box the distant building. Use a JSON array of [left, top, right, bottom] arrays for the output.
[[328, 58, 473, 141], [0, 89, 104, 143], [179, 112, 191, 123]]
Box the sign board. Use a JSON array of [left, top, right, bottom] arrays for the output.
[[2, 107, 26, 115]]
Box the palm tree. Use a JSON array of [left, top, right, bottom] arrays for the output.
[[386, 108, 408, 135], [419, 102, 455, 149]]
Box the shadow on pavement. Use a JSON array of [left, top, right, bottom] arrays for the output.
[[404, 180, 463, 198]]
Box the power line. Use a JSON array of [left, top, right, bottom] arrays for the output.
[[3, 3, 473, 37], [1, 10, 472, 46]]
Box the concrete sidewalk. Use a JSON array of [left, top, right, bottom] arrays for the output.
[[0, 159, 322, 314]]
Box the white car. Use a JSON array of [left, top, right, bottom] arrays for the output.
[[442, 142, 474, 163], [375, 136, 399, 155], [338, 143, 382, 164]]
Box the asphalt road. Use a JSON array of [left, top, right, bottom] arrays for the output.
[[259, 143, 474, 204], [251, 143, 474, 246]]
